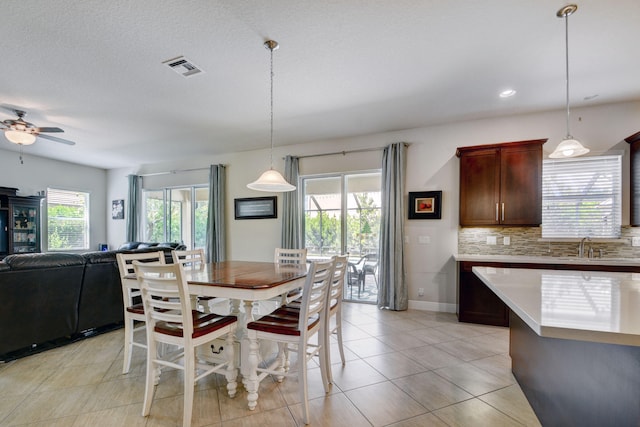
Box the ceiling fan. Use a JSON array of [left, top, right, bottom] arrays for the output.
[[0, 109, 75, 146]]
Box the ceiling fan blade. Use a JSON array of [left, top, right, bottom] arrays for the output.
[[37, 133, 76, 146], [33, 127, 64, 133]]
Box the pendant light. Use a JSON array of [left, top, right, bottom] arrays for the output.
[[549, 4, 589, 159], [247, 40, 296, 192]]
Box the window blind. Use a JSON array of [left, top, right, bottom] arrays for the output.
[[542, 155, 621, 239], [47, 188, 90, 250]]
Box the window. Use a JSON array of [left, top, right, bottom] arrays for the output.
[[47, 188, 90, 250], [302, 172, 381, 258], [542, 155, 622, 238], [142, 186, 208, 249]]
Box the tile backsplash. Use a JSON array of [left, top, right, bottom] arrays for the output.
[[458, 226, 640, 259]]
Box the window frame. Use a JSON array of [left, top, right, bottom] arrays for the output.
[[141, 185, 208, 249], [46, 188, 90, 251], [541, 154, 622, 239]]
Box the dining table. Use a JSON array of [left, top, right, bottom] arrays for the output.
[[183, 260, 307, 378]]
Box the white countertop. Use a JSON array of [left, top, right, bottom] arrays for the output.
[[455, 253, 640, 267], [473, 266, 640, 347]]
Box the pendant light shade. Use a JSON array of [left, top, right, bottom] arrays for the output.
[[5, 130, 36, 145], [247, 40, 296, 192], [549, 4, 589, 159], [247, 169, 296, 191]]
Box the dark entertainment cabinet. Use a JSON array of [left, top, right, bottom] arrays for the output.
[[457, 260, 640, 327], [0, 187, 43, 257]]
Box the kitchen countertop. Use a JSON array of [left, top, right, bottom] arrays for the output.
[[455, 253, 640, 267], [473, 266, 640, 346]]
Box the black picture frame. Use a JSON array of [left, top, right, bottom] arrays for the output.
[[234, 196, 277, 220], [408, 191, 442, 219], [112, 199, 125, 220]]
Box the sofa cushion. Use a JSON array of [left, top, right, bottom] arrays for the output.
[[3, 253, 85, 270], [117, 242, 141, 250], [82, 251, 117, 264]]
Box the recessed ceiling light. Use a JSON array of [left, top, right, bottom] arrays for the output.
[[499, 89, 517, 98]]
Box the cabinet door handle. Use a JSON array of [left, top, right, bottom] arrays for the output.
[[495, 203, 499, 222], [501, 203, 505, 222]]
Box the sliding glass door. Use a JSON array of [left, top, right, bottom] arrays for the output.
[[302, 171, 381, 303], [142, 186, 208, 250]]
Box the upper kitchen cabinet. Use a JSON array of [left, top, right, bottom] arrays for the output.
[[626, 131, 640, 226], [456, 139, 546, 226]]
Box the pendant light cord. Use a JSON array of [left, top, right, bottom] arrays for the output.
[[564, 11, 572, 139], [269, 44, 275, 169]]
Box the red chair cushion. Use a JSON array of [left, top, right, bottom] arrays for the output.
[[155, 312, 237, 338], [247, 306, 319, 336], [125, 303, 145, 315]]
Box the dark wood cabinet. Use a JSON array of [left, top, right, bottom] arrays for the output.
[[457, 139, 546, 226], [626, 131, 640, 226], [0, 187, 42, 257], [458, 261, 510, 326]]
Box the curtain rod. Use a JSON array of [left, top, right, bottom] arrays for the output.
[[289, 144, 408, 160], [137, 167, 210, 177]]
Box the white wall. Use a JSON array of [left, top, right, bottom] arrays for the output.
[[106, 100, 640, 311], [0, 150, 108, 252]]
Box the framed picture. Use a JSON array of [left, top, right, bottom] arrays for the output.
[[112, 199, 125, 220], [234, 196, 277, 220], [408, 191, 442, 219]]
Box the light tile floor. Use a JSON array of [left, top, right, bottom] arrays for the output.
[[0, 303, 541, 426]]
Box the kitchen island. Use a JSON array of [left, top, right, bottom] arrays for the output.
[[473, 266, 640, 427]]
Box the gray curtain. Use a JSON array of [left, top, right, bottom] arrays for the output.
[[378, 143, 407, 311], [125, 174, 141, 242], [281, 155, 301, 248], [206, 164, 226, 262]]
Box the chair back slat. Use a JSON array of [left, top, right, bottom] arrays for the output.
[[275, 248, 308, 265]]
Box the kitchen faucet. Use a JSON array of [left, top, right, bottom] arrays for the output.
[[578, 236, 591, 258]]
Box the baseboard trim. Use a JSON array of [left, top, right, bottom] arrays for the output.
[[408, 300, 457, 313]]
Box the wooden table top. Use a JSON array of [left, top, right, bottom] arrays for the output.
[[184, 260, 307, 289]]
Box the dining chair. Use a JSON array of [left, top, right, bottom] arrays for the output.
[[245, 258, 335, 425], [116, 251, 166, 374], [133, 261, 238, 427], [274, 247, 308, 304], [324, 255, 348, 383], [171, 248, 205, 267], [172, 248, 215, 312]]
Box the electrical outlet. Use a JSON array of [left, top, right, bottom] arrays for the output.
[[486, 236, 497, 245], [503, 236, 511, 245], [633, 237, 640, 247], [417, 288, 425, 297]]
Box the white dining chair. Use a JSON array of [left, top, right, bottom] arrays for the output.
[[116, 251, 166, 374], [134, 261, 238, 427], [274, 247, 308, 304], [245, 258, 335, 425], [324, 254, 348, 383]]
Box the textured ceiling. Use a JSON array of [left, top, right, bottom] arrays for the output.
[[1, 0, 639, 169]]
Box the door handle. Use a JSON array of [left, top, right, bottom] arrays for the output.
[[495, 203, 499, 222], [501, 203, 505, 222]]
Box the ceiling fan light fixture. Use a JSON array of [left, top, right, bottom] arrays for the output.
[[5, 130, 36, 145], [247, 40, 296, 193], [550, 4, 589, 159]]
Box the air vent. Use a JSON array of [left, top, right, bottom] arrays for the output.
[[162, 56, 204, 78]]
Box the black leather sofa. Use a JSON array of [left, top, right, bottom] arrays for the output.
[[0, 242, 185, 361]]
